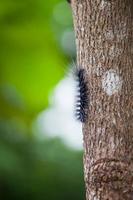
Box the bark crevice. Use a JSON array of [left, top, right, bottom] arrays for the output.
[[88, 159, 133, 192]]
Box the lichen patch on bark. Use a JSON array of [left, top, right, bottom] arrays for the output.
[[102, 69, 122, 96]]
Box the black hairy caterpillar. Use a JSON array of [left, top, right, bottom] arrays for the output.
[[75, 68, 89, 123]]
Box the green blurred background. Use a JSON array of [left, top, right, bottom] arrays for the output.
[[0, 0, 85, 199]]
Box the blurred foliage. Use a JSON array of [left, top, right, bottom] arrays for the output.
[[0, 0, 72, 118], [0, 120, 84, 200], [0, 0, 83, 199]]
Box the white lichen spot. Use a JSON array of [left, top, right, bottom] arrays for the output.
[[102, 69, 122, 95], [99, 0, 111, 10]]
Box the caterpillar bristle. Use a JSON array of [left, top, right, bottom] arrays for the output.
[[75, 68, 89, 123]]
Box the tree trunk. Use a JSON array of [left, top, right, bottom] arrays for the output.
[[70, 0, 133, 199]]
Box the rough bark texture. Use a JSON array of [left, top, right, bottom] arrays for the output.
[[71, 0, 133, 199]]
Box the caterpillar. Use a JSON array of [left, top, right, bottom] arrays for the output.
[[75, 68, 89, 123]]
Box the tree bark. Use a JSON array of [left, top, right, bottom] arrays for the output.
[[70, 0, 133, 199]]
